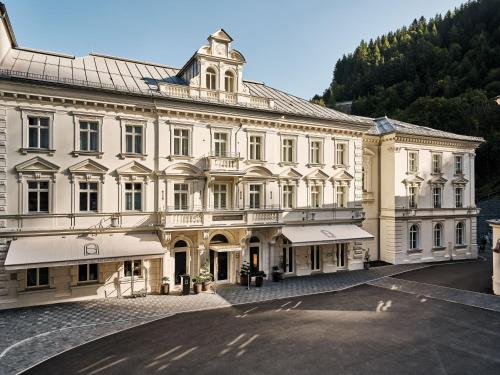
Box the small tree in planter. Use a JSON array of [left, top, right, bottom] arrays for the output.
[[271, 266, 282, 282], [254, 271, 266, 287], [240, 261, 250, 286], [161, 277, 170, 295], [364, 249, 371, 270], [192, 276, 203, 294], [200, 261, 213, 291]]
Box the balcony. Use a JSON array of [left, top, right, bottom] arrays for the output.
[[203, 152, 241, 173]]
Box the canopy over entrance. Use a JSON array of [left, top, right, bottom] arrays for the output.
[[282, 224, 374, 247], [4, 232, 165, 270]]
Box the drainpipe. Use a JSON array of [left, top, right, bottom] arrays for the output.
[[235, 122, 243, 156], [377, 143, 382, 261]]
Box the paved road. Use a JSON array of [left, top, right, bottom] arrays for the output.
[[394, 256, 493, 294], [25, 285, 500, 375]]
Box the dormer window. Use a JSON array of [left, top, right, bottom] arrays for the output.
[[206, 68, 217, 90], [224, 71, 235, 92]]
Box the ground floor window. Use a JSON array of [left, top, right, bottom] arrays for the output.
[[78, 263, 98, 282], [433, 223, 443, 248], [310, 245, 321, 271], [409, 224, 420, 250], [26, 267, 49, 288], [124, 260, 142, 277]]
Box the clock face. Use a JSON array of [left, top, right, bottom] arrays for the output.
[[215, 44, 226, 56]]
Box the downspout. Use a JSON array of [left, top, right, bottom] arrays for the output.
[[377, 142, 382, 261]]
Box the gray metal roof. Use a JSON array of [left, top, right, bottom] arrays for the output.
[[369, 117, 483, 143]]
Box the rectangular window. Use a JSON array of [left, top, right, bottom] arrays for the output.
[[455, 155, 463, 174], [213, 183, 227, 210], [125, 125, 143, 154], [79, 121, 99, 152], [28, 116, 50, 149], [28, 181, 49, 213], [432, 186, 442, 208], [173, 128, 190, 156], [408, 152, 418, 173], [310, 140, 322, 164], [78, 264, 98, 283], [310, 185, 322, 208], [455, 187, 463, 208], [408, 186, 417, 208], [432, 154, 442, 174], [282, 139, 295, 163], [174, 183, 189, 210], [249, 184, 261, 209], [79, 182, 98, 212], [213, 132, 228, 157], [282, 184, 295, 209], [124, 260, 142, 277], [310, 246, 321, 271], [26, 267, 49, 288], [336, 185, 347, 208], [336, 143, 347, 165], [125, 183, 142, 211], [249, 135, 262, 160]]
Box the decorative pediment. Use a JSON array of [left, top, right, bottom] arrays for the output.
[[402, 175, 424, 186], [15, 157, 59, 180], [116, 161, 152, 176], [279, 168, 303, 180], [452, 176, 469, 185], [428, 175, 448, 185], [305, 169, 329, 181], [68, 159, 108, 175], [164, 162, 202, 177], [331, 170, 354, 181], [244, 166, 276, 179], [209, 29, 233, 43]]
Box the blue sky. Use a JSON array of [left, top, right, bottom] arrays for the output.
[[4, 0, 466, 99]]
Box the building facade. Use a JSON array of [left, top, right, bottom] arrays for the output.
[[0, 4, 483, 308]]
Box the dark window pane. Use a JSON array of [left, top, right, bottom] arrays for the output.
[[125, 183, 132, 190], [80, 122, 88, 130], [80, 182, 87, 189], [38, 267, 49, 286], [89, 132, 98, 151], [80, 131, 88, 150], [124, 261, 132, 277], [134, 127, 141, 134], [126, 135, 132, 153], [40, 128, 49, 148], [78, 264, 87, 282], [133, 260, 142, 276], [89, 264, 98, 281], [89, 183, 98, 190], [39, 181, 49, 189], [89, 123, 98, 131], [134, 192, 142, 210], [125, 193, 132, 210], [89, 192, 98, 211], [28, 117, 37, 125], [27, 268, 37, 287], [39, 191, 49, 212], [79, 192, 88, 211], [39, 118, 49, 127], [134, 183, 141, 190], [28, 181, 37, 189], [125, 125, 132, 133], [28, 128, 38, 148], [134, 135, 142, 154], [28, 191, 38, 212]]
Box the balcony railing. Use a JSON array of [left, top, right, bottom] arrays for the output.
[[204, 152, 240, 172]]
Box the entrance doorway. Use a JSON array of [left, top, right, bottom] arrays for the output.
[[210, 234, 230, 282], [310, 245, 321, 271], [336, 243, 348, 269], [282, 238, 294, 274], [174, 251, 187, 285], [249, 236, 260, 275]]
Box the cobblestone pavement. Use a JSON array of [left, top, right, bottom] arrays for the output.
[[368, 277, 500, 312], [0, 263, 432, 375]]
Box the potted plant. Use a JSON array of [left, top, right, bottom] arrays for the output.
[[200, 261, 213, 291], [271, 266, 282, 282], [364, 250, 371, 270], [239, 261, 250, 286], [160, 276, 170, 295], [254, 271, 266, 287], [192, 276, 203, 294]]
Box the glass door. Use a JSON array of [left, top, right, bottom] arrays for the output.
[[282, 246, 294, 274], [336, 243, 347, 269], [310, 245, 321, 271], [174, 251, 187, 285]]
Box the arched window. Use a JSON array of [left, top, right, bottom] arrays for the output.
[[206, 68, 216, 90], [174, 240, 188, 248], [409, 224, 419, 250], [249, 236, 260, 243], [224, 71, 235, 92], [210, 234, 228, 244], [456, 222, 465, 245], [433, 223, 442, 248]]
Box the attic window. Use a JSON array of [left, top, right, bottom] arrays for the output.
[[206, 68, 216, 90], [224, 71, 235, 92]]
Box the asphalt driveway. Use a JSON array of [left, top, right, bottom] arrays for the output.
[[25, 284, 500, 375]]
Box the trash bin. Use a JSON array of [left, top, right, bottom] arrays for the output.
[[181, 274, 190, 295]]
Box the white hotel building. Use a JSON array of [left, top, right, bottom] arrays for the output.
[[0, 4, 483, 308]]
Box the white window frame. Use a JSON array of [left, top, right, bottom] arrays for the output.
[[173, 182, 190, 211], [224, 71, 235, 92], [20, 107, 55, 155], [173, 128, 191, 157], [26, 267, 49, 289], [248, 184, 262, 209], [409, 224, 420, 250], [282, 184, 295, 209], [27, 180, 50, 213], [78, 263, 99, 283], [455, 187, 463, 208], [206, 67, 217, 90], [455, 221, 465, 246], [310, 184, 323, 208], [119, 117, 147, 158], [432, 153, 442, 174], [124, 182, 143, 211], [248, 133, 265, 161], [78, 181, 100, 213], [212, 130, 230, 157], [433, 223, 443, 248], [123, 259, 143, 278], [408, 151, 419, 173], [310, 245, 321, 271], [335, 141, 349, 166], [454, 155, 464, 175], [281, 137, 296, 164], [432, 186, 442, 208], [336, 185, 348, 208], [408, 186, 418, 208], [213, 183, 228, 210], [309, 138, 323, 165], [72, 112, 104, 157]]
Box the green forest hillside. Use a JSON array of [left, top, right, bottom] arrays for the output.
[[313, 0, 500, 199]]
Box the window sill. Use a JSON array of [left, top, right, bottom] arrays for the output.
[[279, 161, 298, 167], [306, 163, 325, 168], [333, 164, 349, 169], [20, 148, 55, 156], [454, 245, 468, 249], [168, 155, 193, 161], [245, 159, 267, 165], [72, 150, 104, 158], [407, 248, 423, 254], [432, 246, 447, 252], [119, 153, 147, 160]]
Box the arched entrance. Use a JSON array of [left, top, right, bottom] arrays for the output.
[[210, 234, 229, 282], [249, 236, 260, 275], [173, 239, 189, 285]]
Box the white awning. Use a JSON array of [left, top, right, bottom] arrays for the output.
[[209, 244, 242, 252], [4, 232, 165, 270], [282, 224, 374, 247]]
